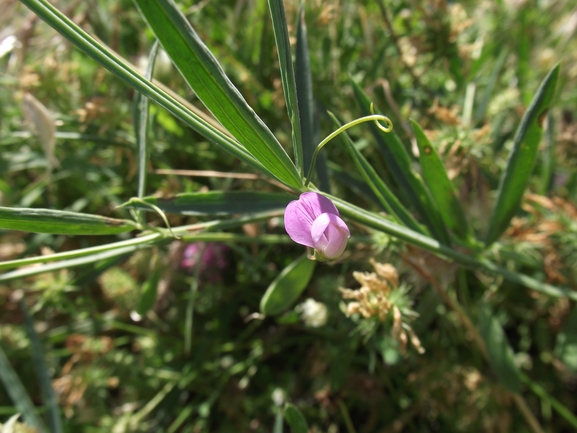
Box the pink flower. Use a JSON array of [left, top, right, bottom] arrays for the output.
[[284, 192, 350, 261]]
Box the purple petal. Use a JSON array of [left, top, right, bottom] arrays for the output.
[[285, 199, 315, 247], [311, 213, 350, 260], [284, 192, 340, 248], [298, 192, 340, 219]]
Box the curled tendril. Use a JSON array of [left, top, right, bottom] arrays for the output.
[[370, 102, 393, 132], [304, 105, 393, 186]]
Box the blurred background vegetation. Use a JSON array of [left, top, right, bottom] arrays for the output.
[[1, 0, 577, 431]]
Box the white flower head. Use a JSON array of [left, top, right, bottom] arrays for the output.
[[296, 298, 328, 327]]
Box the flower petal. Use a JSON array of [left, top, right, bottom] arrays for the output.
[[311, 213, 350, 260], [298, 192, 340, 219], [284, 199, 315, 247], [284, 192, 340, 248]]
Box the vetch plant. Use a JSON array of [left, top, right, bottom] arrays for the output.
[[284, 192, 350, 261], [3, 0, 577, 431]]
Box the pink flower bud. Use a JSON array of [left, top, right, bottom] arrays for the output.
[[284, 192, 350, 261]]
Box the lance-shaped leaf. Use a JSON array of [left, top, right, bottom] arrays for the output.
[[351, 81, 450, 245], [295, 6, 329, 190], [479, 305, 522, 393], [20, 301, 62, 433], [260, 254, 316, 316], [485, 64, 559, 245], [268, 0, 303, 174], [411, 120, 473, 243], [0, 345, 48, 433], [133, 0, 302, 189], [0, 207, 137, 235], [134, 40, 159, 200], [133, 191, 293, 216], [284, 403, 309, 433], [328, 194, 577, 301]]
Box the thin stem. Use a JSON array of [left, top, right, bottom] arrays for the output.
[[118, 198, 179, 239], [304, 114, 392, 186]]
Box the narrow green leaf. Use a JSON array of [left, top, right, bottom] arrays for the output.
[[351, 81, 451, 244], [134, 40, 160, 199], [20, 300, 62, 433], [134, 191, 292, 216], [0, 345, 48, 433], [479, 305, 522, 393], [329, 194, 577, 301], [295, 6, 329, 191], [0, 246, 139, 282], [20, 0, 275, 182], [133, 0, 302, 188], [284, 403, 308, 433], [136, 268, 161, 316], [260, 254, 316, 316], [0, 207, 137, 235], [0, 213, 280, 272], [411, 120, 472, 242], [485, 64, 560, 245], [268, 0, 303, 175], [329, 113, 424, 234], [0, 233, 161, 272]]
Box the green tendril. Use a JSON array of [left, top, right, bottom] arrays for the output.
[[118, 198, 180, 239], [304, 108, 392, 187]]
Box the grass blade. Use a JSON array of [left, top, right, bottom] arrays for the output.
[[20, 0, 275, 182], [351, 81, 450, 244], [134, 191, 292, 216], [0, 247, 140, 282], [295, 6, 329, 190], [0, 207, 137, 235], [133, 0, 302, 189], [0, 345, 48, 433], [134, 40, 160, 200], [479, 304, 522, 393], [485, 64, 560, 245], [20, 300, 62, 433], [411, 120, 473, 243], [329, 113, 424, 234], [268, 0, 303, 175]]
